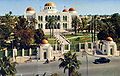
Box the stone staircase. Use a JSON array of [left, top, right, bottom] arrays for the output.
[[53, 32, 70, 45]]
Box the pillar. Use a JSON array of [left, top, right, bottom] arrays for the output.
[[13, 47, 17, 62], [106, 43, 110, 56], [55, 44, 57, 51], [113, 43, 117, 56], [40, 47, 44, 60], [79, 43, 81, 52], [22, 49, 24, 57], [47, 47, 51, 60], [29, 48, 32, 56], [85, 42, 88, 52], [91, 42, 93, 51], [102, 45, 105, 54], [5, 48, 7, 57], [37, 47, 40, 59], [68, 44, 70, 51]]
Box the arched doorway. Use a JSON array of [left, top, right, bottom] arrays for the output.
[[110, 47, 113, 55]]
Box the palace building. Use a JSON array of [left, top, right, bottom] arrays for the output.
[[24, 2, 80, 33]]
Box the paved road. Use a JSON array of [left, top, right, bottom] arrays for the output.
[[16, 54, 120, 76]]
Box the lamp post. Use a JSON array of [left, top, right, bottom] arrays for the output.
[[82, 50, 88, 76]]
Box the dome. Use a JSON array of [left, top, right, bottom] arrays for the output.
[[42, 39, 48, 44], [69, 8, 75, 11], [106, 37, 113, 41], [62, 9, 68, 12], [26, 7, 35, 14], [45, 2, 56, 7]]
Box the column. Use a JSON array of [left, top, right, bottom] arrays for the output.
[[68, 44, 70, 51], [47, 47, 51, 60], [114, 43, 117, 56], [40, 47, 44, 60], [102, 45, 105, 54], [79, 43, 81, 52], [106, 43, 110, 56], [5, 48, 8, 57], [85, 42, 88, 52], [55, 44, 57, 51], [13, 48, 17, 62], [12, 49, 15, 62], [91, 42, 93, 51], [22, 49, 24, 57], [29, 48, 32, 56], [37, 47, 40, 59]]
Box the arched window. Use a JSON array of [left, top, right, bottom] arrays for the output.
[[45, 16, 48, 21], [57, 23, 60, 29], [58, 16, 60, 20], [49, 15, 51, 19], [38, 24, 40, 28], [63, 16, 67, 21], [45, 23, 49, 29], [52, 15, 54, 18], [63, 23, 67, 29], [38, 16, 40, 21], [41, 16, 43, 21], [41, 23, 43, 28]]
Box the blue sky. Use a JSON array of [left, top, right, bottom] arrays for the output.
[[0, 0, 120, 15]]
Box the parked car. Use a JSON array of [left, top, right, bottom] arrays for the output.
[[93, 57, 110, 64]]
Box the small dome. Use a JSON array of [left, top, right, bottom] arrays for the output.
[[26, 7, 35, 14], [106, 37, 113, 41], [42, 39, 48, 44], [62, 9, 68, 12], [45, 2, 56, 7], [69, 8, 75, 11]]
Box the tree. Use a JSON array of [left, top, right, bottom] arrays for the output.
[[14, 28, 34, 48], [15, 16, 29, 30], [59, 51, 81, 76], [0, 56, 17, 76], [47, 17, 58, 38], [30, 18, 38, 29], [72, 16, 81, 35], [34, 29, 45, 44]]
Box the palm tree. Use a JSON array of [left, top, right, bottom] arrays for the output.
[[72, 16, 81, 35], [0, 56, 17, 76], [30, 18, 37, 29], [47, 17, 58, 38], [59, 51, 81, 76]]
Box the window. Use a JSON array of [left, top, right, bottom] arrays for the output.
[[58, 16, 60, 20], [38, 16, 40, 21], [38, 24, 43, 29], [63, 16, 67, 21], [63, 23, 67, 29], [57, 23, 60, 29], [45, 16, 48, 21]]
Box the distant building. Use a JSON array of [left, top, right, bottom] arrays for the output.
[[24, 2, 80, 33]]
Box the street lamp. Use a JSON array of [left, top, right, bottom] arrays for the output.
[[82, 50, 88, 76]]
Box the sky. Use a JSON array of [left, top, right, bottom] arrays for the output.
[[0, 0, 120, 16]]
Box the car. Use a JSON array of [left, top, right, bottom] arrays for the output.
[[93, 57, 110, 64]]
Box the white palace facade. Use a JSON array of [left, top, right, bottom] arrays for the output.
[[24, 2, 80, 32]]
